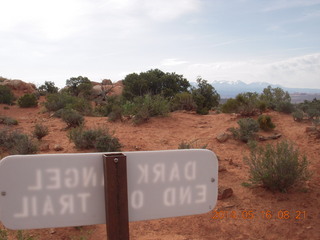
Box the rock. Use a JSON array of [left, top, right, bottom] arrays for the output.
[[218, 187, 233, 200], [218, 165, 227, 172], [216, 132, 229, 143], [102, 79, 112, 85], [53, 144, 63, 151], [0, 79, 36, 96]]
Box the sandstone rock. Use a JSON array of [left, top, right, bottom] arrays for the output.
[[53, 144, 63, 151], [216, 132, 229, 143], [218, 187, 233, 200], [102, 79, 112, 85], [0, 79, 36, 96]]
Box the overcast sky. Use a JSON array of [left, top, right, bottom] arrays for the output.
[[1, 0, 320, 89]]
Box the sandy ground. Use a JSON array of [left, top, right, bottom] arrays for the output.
[[0, 103, 319, 240]]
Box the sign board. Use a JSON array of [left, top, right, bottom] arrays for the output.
[[0, 149, 218, 230]]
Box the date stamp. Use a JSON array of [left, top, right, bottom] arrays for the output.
[[212, 210, 307, 220]]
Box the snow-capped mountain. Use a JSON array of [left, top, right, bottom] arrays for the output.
[[209, 80, 320, 98]]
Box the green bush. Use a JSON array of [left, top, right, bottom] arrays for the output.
[[33, 124, 49, 140], [17, 94, 38, 108], [0, 116, 18, 125], [0, 129, 38, 154], [171, 92, 196, 111], [123, 94, 170, 125], [244, 141, 311, 192], [292, 110, 304, 122], [221, 98, 239, 113], [230, 118, 259, 142], [0, 85, 15, 104], [276, 101, 295, 114], [257, 115, 275, 131], [45, 93, 92, 115], [61, 109, 84, 128], [221, 92, 262, 116], [68, 127, 121, 152], [0, 228, 8, 240], [108, 105, 123, 122]]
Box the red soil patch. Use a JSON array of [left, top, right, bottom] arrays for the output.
[[0, 104, 319, 240]]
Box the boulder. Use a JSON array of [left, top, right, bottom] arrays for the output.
[[0, 79, 36, 97], [218, 187, 233, 200], [216, 132, 229, 143]]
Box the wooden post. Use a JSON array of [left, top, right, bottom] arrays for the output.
[[103, 153, 129, 240]]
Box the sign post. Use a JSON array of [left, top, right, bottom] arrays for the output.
[[104, 153, 129, 240]]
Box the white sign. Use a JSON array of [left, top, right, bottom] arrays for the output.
[[0, 149, 218, 229]]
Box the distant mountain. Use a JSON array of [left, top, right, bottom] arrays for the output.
[[207, 80, 320, 100]]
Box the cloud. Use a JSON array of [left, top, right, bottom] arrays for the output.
[[263, 0, 320, 12], [161, 58, 189, 66], [173, 54, 320, 89], [143, 0, 201, 21]]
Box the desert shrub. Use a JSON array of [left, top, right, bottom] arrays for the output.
[[17, 94, 38, 108], [68, 127, 121, 152], [0, 228, 8, 240], [191, 77, 220, 115], [94, 96, 123, 117], [45, 93, 92, 115], [0, 85, 15, 104], [306, 108, 320, 120], [230, 118, 259, 142], [221, 92, 263, 116], [178, 139, 207, 149], [260, 86, 291, 111], [108, 105, 123, 122], [171, 92, 196, 111], [244, 141, 311, 192], [0, 116, 18, 125], [123, 94, 170, 124], [292, 110, 304, 122], [276, 101, 295, 114], [0, 129, 38, 154], [33, 124, 49, 140], [258, 115, 275, 131], [221, 98, 239, 113], [61, 109, 84, 128]]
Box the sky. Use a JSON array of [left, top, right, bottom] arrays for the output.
[[0, 0, 320, 89]]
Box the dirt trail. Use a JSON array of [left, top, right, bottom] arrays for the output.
[[0, 105, 319, 240]]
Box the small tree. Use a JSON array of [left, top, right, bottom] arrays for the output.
[[192, 77, 220, 115], [38, 81, 59, 95], [66, 76, 92, 98], [260, 86, 291, 112]]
